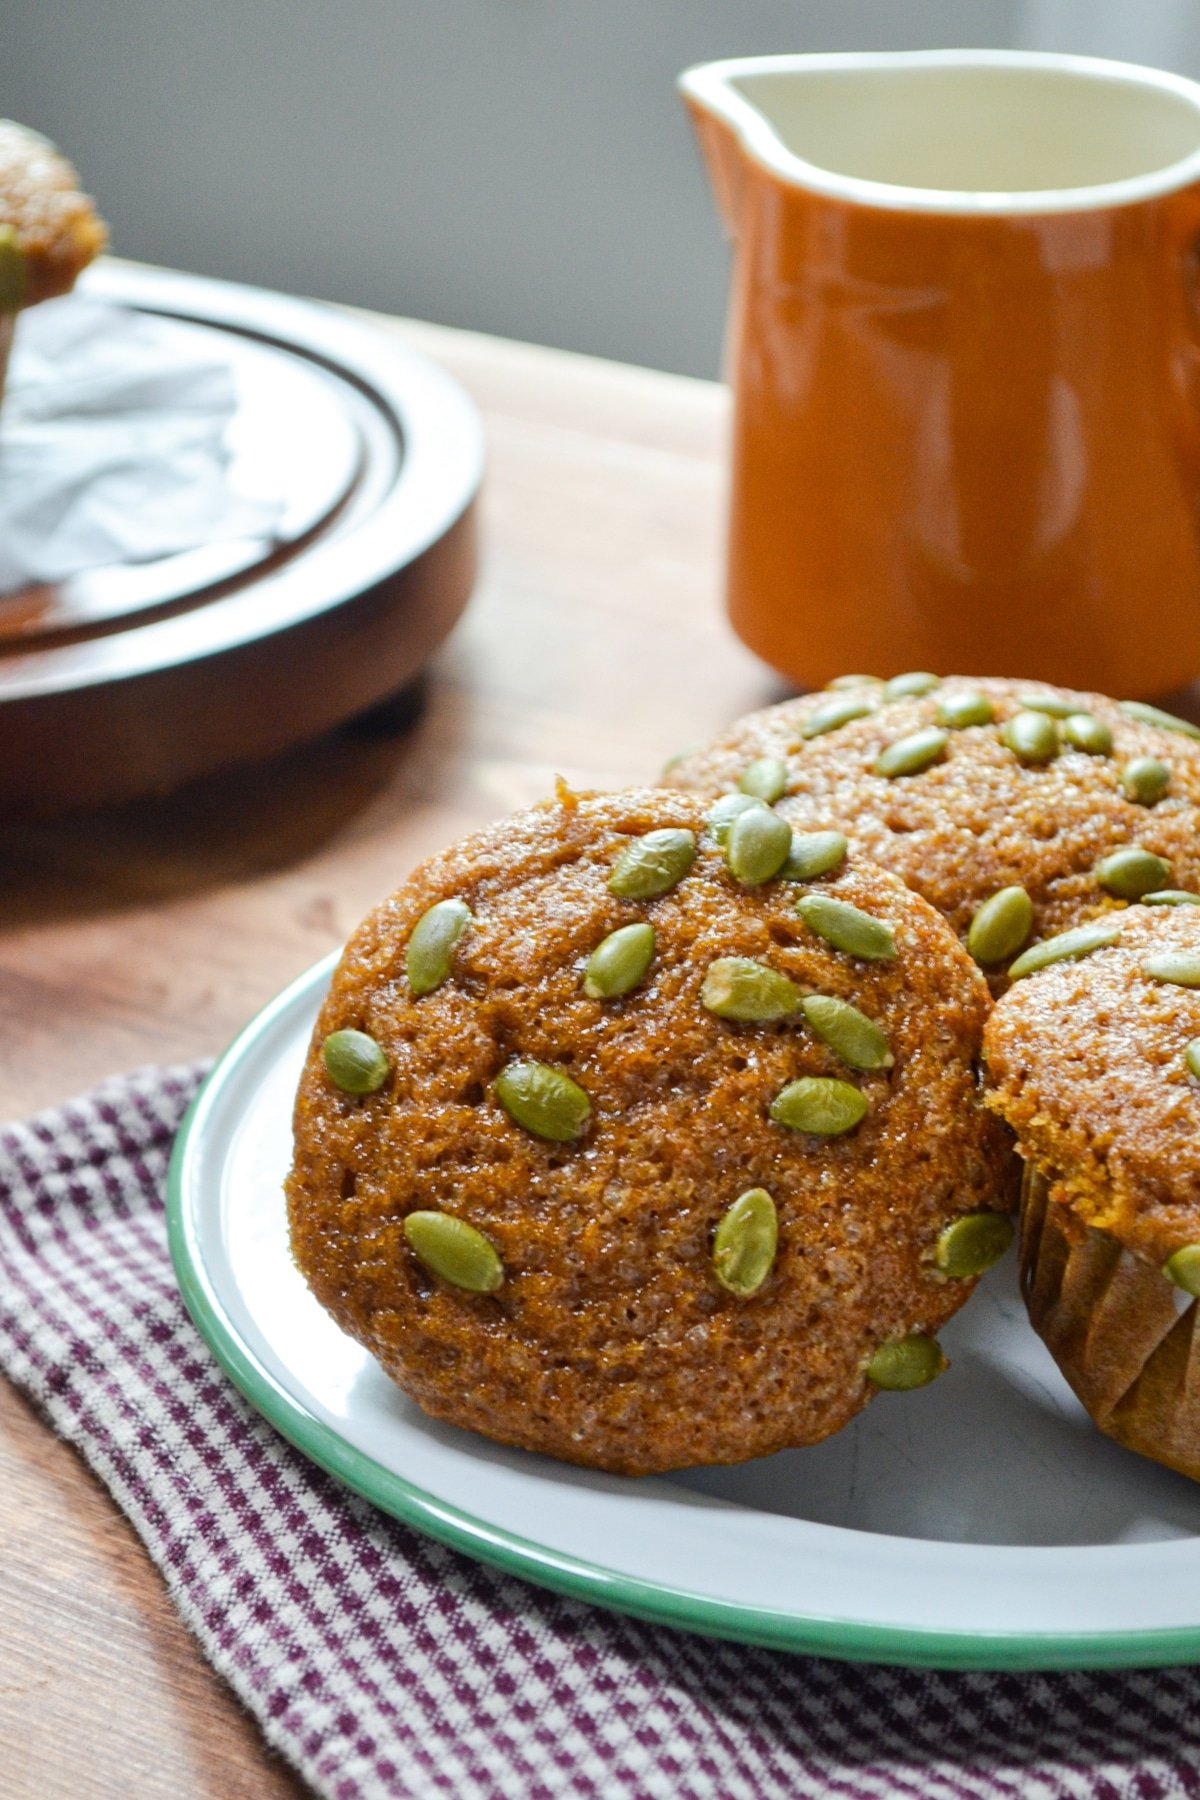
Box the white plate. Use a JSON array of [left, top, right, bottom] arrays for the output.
[[168, 954, 1200, 1668]]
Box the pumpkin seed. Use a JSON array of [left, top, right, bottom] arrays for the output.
[[865, 1334, 947, 1390], [797, 892, 897, 961], [406, 897, 473, 996], [874, 727, 948, 779], [725, 804, 793, 886], [780, 829, 849, 882], [937, 690, 995, 729], [609, 828, 695, 899], [1063, 712, 1113, 755], [935, 1213, 1014, 1277], [1144, 890, 1200, 906], [712, 1188, 778, 1296], [1003, 710, 1058, 763], [660, 742, 702, 776], [826, 673, 883, 690], [1016, 693, 1077, 719], [1162, 1244, 1200, 1297], [1186, 1039, 1200, 1081], [738, 755, 788, 804], [800, 693, 877, 738], [404, 1211, 504, 1293], [322, 1028, 390, 1095], [495, 1060, 591, 1141], [967, 886, 1034, 965], [1008, 922, 1122, 980], [706, 792, 766, 846], [583, 922, 655, 1000], [1096, 846, 1171, 899], [1122, 757, 1171, 805], [1119, 699, 1200, 741], [1143, 950, 1200, 988], [769, 1076, 867, 1135], [800, 994, 892, 1070], [884, 671, 939, 700], [701, 957, 802, 1022]]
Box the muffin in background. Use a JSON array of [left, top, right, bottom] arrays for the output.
[[664, 674, 1200, 994], [287, 784, 1014, 1476], [0, 119, 107, 400], [985, 904, 1200, 1482]]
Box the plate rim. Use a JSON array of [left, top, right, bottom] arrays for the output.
[[167, 954, 1200, 1671]]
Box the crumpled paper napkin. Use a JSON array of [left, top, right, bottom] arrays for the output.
[[0, 296, 281, 592], [1, 1062, 1198, 1800]]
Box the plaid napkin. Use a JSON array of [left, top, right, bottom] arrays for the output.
[[2, 1065, 1199, 1800]]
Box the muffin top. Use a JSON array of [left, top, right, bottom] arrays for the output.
[[664, 674, 1200, 994], [985, 904, 1200, 1267], [287, 784, 1013, 1476], [0, 121, 107, 309]]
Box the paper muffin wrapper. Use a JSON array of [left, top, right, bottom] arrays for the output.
[[1020, 1163, 1200, 1481]]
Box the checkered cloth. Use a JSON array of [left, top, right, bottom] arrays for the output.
[[2, 1065, 1199, 1799]]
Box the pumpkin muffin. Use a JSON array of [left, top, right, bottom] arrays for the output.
[[0, 120, 107, 311], [985, 904, 1200, 1482], [287, 784, 1014, 1476], [664, 674, 1200, 995]]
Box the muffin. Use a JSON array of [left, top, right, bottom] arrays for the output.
[[0, 120, 107, 399], [287, 784, 1014, 1476], [985, 904, 1200, 1481], [665, 674, 1200, 994]]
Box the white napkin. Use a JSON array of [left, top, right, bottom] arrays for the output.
[[0, 296, 282, 593]]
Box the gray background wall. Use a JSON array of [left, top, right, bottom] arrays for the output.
[[6, 1, 1200, 376]]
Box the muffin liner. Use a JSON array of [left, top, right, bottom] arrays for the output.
[[1020, 1163, 1200, 1481]]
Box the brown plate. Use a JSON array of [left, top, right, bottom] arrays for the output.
[[0, 262, 483, 816]]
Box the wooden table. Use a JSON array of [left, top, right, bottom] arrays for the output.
[[0, 297, 777, 1796]]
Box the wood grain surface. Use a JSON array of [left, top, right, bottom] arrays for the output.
[[0, 282, 775, 1797]]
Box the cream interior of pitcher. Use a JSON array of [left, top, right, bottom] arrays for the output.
[[684, 51, 1200, 212]]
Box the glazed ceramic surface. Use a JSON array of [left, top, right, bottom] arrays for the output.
[[681, 51, 1200, 695], [169, 955, 1200, 1669]]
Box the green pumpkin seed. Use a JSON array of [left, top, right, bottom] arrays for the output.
[[1143, 950, 1200, 988], [406, 897, 473, 996], [660, 741, 702, 776], [0, 226, 27, 311], [738, 756, 788, 804], [865, 1334, 947, 1390], [967, 886, 1034, 966], [609, 828, 695, 899], [725, 804, 793, 886], [780, 829, 849, 882], [797, 892, 897, 961], [1122, 757, 1172, 805], [874, 727, 948, 779], [1162, 1243, 1200, 1297], [583, 922, 655, 1000], [800, 994, 893, 1071], [800, 693, 877, 738], [404, 1211, 504, 1294], [495, 1059, 591, 1141], [700, 956, 803, 1022], [769, 1076, 868, 1135], [1119, 699, 1200, 741], [1186, 1039, 1200, 1081], [1062, 712, 1113, 755], [1016, 693, 1077, 719], [322, 1028, 390, 1095], [826, 673, 883, 691], [1144, 890, 1200, 906], [1008, 922, 1122, 980], [1096, 846, 1172, 899], [884, 671, 939, 700], [937, 690, 995, 729], [935, 1213, 1015, 1277], [712, 1188, 778, 1296], [706, 792, 767, 846], [1003, 710, 1059, 763]]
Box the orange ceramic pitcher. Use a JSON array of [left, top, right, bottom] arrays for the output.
[[681, 50, 1200, 694]]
